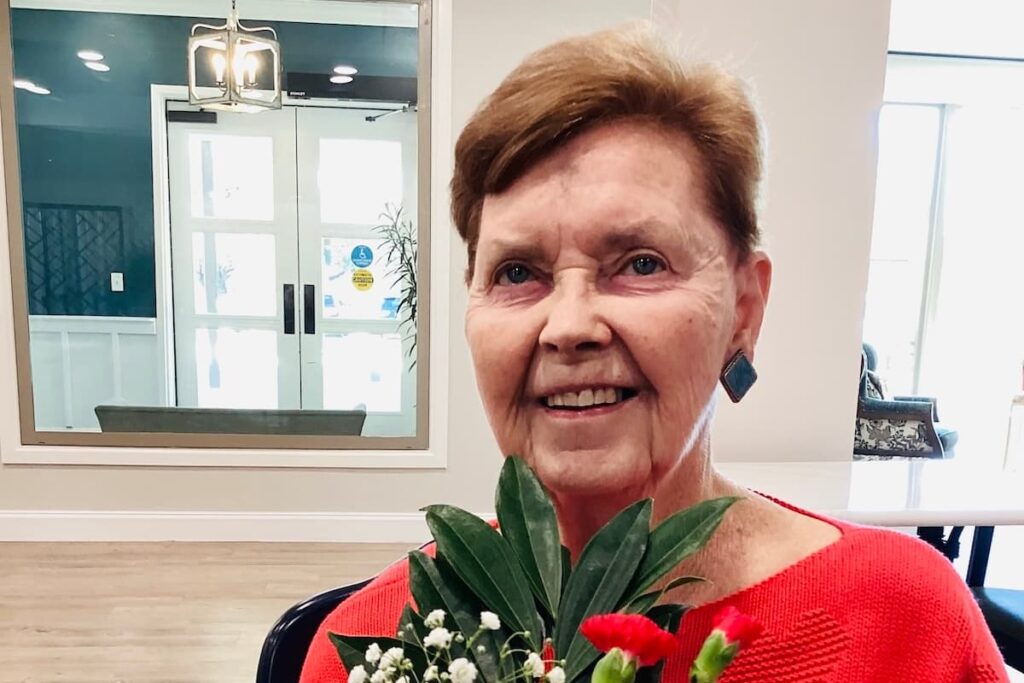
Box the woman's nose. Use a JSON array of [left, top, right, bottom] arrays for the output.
[[538, 282, 613, 355]]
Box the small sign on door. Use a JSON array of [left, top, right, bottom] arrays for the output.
[[352, 269, 374, 291], [351, 245, 374, 268]]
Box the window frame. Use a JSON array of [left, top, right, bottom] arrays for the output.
[[0, 0, 452, 467]]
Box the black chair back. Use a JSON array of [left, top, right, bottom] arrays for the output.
[[256, 579, 373, 683]]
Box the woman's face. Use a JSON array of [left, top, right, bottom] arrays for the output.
[[465, 120, 769, 500]]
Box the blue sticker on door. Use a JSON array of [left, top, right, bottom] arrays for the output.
[[351, 245, 374, 268]]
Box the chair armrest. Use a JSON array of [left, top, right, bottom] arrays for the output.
[[893, 395, 940, 421], [859, 398, 935, 420]]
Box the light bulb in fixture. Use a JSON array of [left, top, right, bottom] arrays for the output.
[[212, 53, 227, 84], [330, 75, 353, 84], [77, 49, 104, 61], [333, 64, 357, 76], [85, 61, 110, 72], [245, 54, 258, 86], [29, 84, 51, 95]]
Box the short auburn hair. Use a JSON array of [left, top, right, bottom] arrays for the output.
[[450, 24, 763, 276]]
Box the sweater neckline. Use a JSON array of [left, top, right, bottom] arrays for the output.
[[677, 492, 853, 618]]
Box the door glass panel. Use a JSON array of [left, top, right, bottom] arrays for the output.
[[318, 138, 402, 224], [188, 134, 275, 220], [191, 232, 277, 316], [321, 237, 403, 321], [322, 331, 402, 412], [195, 328, 278, 408]]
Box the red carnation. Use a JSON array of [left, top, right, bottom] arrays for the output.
[[689, 607, 763, 683], [712, 606, 763, 649], [581, 613, 677, 666]]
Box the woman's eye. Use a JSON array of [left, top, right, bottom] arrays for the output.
[[496, 263, 534, 286], [626, 255, 664, 276]]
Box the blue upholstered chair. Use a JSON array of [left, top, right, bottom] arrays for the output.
[[256, 578, 372, 683], [854, 343, 958, 459], [967, 528, 1024, 672]]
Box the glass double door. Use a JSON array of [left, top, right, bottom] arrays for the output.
[[166, 104, 417, 437]]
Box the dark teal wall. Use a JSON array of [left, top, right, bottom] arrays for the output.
[[11, 9, 417, 316]]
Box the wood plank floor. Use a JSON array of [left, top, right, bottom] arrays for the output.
[[2, 541, 1021, 682], [0, 542, 412, 683]]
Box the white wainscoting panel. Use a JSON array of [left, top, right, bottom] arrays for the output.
[[28, 315, 163, 430]]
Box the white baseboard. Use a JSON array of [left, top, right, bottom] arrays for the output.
[[0, 510, 435, 542]]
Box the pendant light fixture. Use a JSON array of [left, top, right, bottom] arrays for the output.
[[187, 0, 282, 113]]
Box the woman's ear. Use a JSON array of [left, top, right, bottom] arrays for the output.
[[729, 250, 772, 363]]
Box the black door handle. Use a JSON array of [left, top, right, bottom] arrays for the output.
[[303, 284, 315, 334], [283, 284, 295, 335]]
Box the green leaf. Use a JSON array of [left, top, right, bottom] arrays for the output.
[[623, 497, 738, 604], [423, 505, 544, 649], [634, 604, 688, 683], [408, 551, 511, 683], [554, 499, 652, 682], [623, 576, 704, 614], [495, 457, 563, 618], [561, 545, 572, 591], [328, 634, 427, 676], [397, 604, 437, 655]]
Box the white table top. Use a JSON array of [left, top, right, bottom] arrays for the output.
[[717, 459, 1024, 527]]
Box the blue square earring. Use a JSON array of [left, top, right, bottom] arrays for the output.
[[720, 350, 757, 403]]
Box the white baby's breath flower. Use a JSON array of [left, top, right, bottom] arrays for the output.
[[370, 670, 388, 683], [350, 665, 369, 683], [425, 608, 447, 628], [546, 667, 565, 683], [424, 665, 439, 681], [523, 652, 545, 678], [423, 627, 453, 650], [448, 657, 478, 683], [379, 646, 406, 671], [365, 643, 382, 664], [479, 611, 501, 630]]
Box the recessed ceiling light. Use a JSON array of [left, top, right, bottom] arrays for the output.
[[13, 79, 49, 95], [77, 49, 104, 61], [333, 65, 358, 76], [330, 75, 353, 84], [84, 61, 110, 72]]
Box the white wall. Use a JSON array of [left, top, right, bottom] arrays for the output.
[[655, 0, 891, 461], [0, 0, 891, 538]]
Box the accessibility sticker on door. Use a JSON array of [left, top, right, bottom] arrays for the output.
[[351, 245, 374, 268], [352, 269, 374, 291]]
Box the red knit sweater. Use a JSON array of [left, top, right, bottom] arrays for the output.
[[300, 508, 1008, 683]]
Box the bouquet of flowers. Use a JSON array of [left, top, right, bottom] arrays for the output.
[[330, 457, 761, 683]]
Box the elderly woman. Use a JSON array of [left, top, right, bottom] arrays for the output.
[[302, 26, 1004, 682]]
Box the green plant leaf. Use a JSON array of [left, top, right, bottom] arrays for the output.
[[408, 551, 512, 683], [623, 497, 738, 605], [561, 545, 572, 591], [328, 634, 428, 676], [397, 604, 438, 655], [633, 604, 688, 683], [623, 575, 704, 614], [495, 457, 562, 618], [554, 499, 652, 682], [422, 506, 544, 649]]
